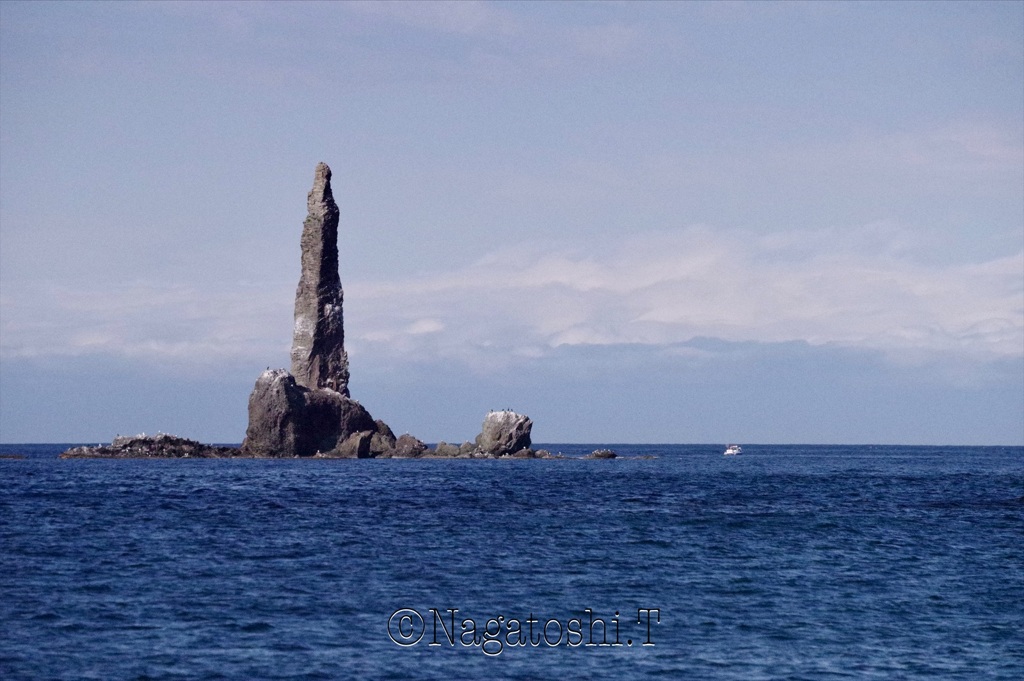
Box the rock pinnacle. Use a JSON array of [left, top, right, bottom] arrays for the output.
[[290, 162, 350, 395]]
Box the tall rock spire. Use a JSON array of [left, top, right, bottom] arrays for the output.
[[290, 162, 350, 395]]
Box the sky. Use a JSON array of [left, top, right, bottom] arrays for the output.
[[1, 1, 1022, 445]]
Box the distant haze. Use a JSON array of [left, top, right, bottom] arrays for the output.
[[1, 2, 1021, 444]]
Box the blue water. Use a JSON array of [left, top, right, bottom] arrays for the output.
[[2, 444, 1022, 680]]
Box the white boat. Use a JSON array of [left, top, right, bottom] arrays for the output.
[[723, 444, 742, 456]]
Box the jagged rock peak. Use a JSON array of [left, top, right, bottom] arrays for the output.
[[307, 161, 336, 217], [291, 162, 350, 395]]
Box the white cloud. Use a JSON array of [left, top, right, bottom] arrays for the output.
[[345, 224, 1023, 368], [0, 281, 293, 370], [405, 318, 444, 335], [2, 225, 1020, 375]]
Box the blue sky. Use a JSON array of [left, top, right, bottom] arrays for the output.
[[1, 1, 1021, 445]]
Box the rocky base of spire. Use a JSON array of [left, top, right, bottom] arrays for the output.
[[239, 384, 548, 459], [55, 407, 552, 459], [241, 369, 395, 458]]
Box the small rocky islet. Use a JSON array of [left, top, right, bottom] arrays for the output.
[[62, 434, 238, 459], [61, 163, 592, 461]]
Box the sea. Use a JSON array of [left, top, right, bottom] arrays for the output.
[[1, 443, 1021, 680]]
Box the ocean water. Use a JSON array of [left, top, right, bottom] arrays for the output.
[[1, 443, 1021, 680]]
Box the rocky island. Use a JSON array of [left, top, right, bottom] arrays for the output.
[[62, 163, 546, 460], [62, 434, 239, 459]]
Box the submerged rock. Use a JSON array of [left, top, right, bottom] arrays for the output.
[[61, 434, 239, 459]]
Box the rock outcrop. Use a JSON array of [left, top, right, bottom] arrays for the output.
[[388, 434, 429, 458], [61, 434, 240, 459], [474, 410, 533, 456], [58, 163, 548, 461], [240, 369, 382, 457], [370, 420, 397, 454], [290, 162, 350, 396], [241, 163, 391, 457]]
